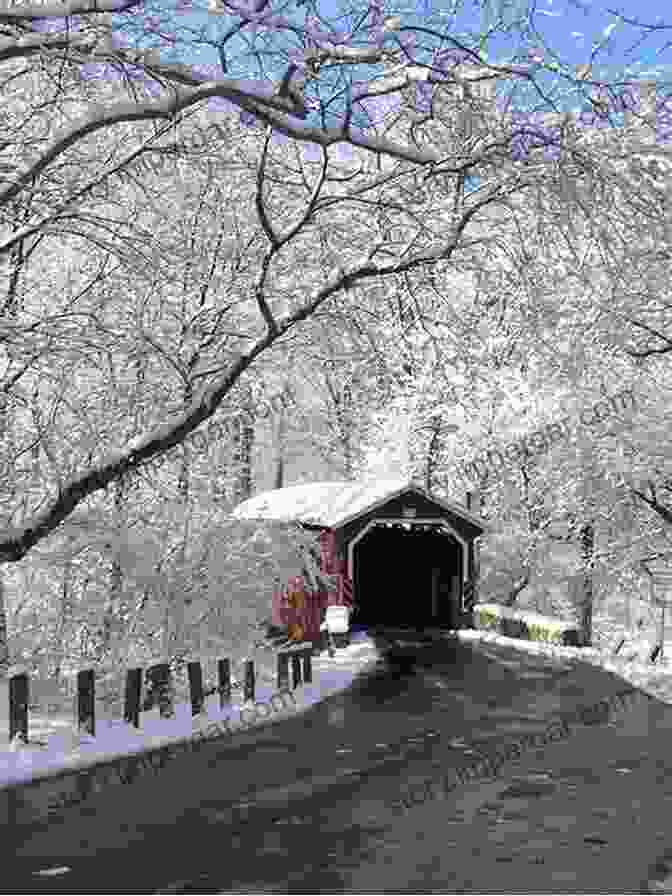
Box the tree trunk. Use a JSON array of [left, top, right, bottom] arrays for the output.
[[465, 491, 481, 617], [0, 570, 9, 675], [424, 414, 442, 493], [578, 522, 595, 647], [504, 573, 529, 608], [656, 591, 665, 662], [98, 477, 126, 663], [339, 384, 353, 479], [0, 201, 32, 673], [234, 406, 254, 504], [52, 554, 73, 676], [273, 400, 285, 490]]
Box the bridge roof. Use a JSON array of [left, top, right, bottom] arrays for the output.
[[231, 478, 487, 532]]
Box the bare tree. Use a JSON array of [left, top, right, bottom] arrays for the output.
[[0, 1, 670, 667]]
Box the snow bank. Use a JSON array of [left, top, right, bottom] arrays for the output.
[[0, 633, 383, 791], [458, 628, 672, 706], [474, 602, 579, 639]]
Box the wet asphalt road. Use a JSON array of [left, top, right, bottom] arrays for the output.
[[4, 635, 659, 893]]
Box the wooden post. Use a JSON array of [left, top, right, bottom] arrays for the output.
[[9, 671, 29, 743], [303, 648, 312, 684], [123, 668, 142, 728], [188, 661, 204, 716], [217, 659, 231, 708], [613, 637, 626, 656], [277, 652, 290, 691], [157, 663, 174, 719], [77, 669, 95, 737], [291, 652, 302, 689], [243, 660, 255, 703], [148, 663, 174, 719], [466, 489, 482, 516]]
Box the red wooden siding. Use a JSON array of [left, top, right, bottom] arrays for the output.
[[272, 529, 353, 641]]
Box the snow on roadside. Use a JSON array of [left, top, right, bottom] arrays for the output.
[[6, 624, 668, 794], [458, 628, 672, 707], [0, 633, 383, 790]]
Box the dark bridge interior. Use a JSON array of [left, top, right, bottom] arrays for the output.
[[353, 523, 462, 630]]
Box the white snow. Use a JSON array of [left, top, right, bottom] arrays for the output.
[[475, 603, 577, 632], [231, 478, 487, 530], [458, 628, 672, 706]]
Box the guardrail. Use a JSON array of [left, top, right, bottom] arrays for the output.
[[4, 645, 313, 744]]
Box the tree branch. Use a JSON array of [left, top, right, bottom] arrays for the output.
[[631, 486, 672, 527], [0, 175, 505, 562], [0, 0, 141, 18]]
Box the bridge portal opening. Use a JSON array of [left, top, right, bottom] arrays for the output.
[[352, 522, 462, 630]]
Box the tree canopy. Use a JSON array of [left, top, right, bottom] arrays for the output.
[[1, 0, 672, 669]]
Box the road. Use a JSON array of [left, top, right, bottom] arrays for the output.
[[6, 635, 672, 893]]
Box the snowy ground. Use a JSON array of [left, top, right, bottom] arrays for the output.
[[0, 632, 382, 789], [1, 625, 670, 792], [458, 628, 672, 706]]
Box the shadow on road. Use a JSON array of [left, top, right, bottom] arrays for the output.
[[7, 634, 664, 894]]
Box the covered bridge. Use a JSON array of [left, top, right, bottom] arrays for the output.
[[231, 479, 487, 642]]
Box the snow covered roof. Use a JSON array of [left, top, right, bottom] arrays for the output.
[[230, 478, 487, 532]]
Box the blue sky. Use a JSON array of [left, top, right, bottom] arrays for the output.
[[112, 0, 672, 128], [447, 0, 672, 73], [122, 0, 672, 71]]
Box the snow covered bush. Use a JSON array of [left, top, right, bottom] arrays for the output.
[[473, 603, 580, 646], [475, 606, 499, 632], [6, 513, 326, 682]]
